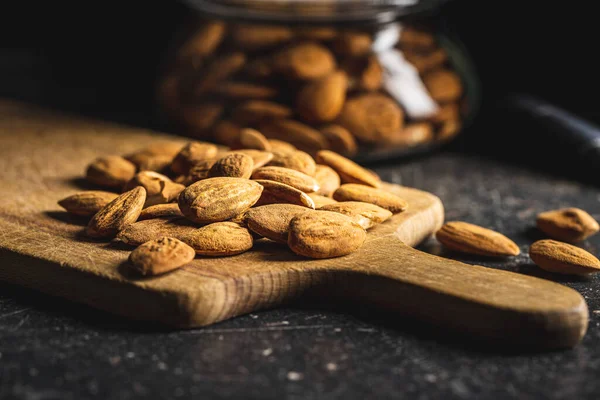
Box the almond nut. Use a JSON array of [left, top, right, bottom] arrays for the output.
[[296, 71, 347, 123], [86, 187, 146, 238], [254, 180, 316, 209], [171, 141, 219, 175], [123, 171, 185, 207], [435, 221, 520, 257], [115, 218, 198, 246], [239, 128, 272, 151], [182, 222, 253, 256], [530, 239, 600, 275], [252, 166, 319, 193], [333, 184, 408, 213], [246, 204, 310, 244], [58, 191, 119, 217], [338, 94, 403, 143], [316, 150, 380, 188], [86, 156, 136, 189], [314, 165, 341, 197], [138, 203, 184, 221], [537, 208, 599, 243], [319, 201, 392, 230], [267, 149, 317, 176], [209, 153, 254, 179], [129, 237, 196, 276]]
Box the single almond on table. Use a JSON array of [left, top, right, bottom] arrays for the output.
[[182, 222, 254, 256], [138, 203, 183, 221], [58, 191, 118, 217], [239, 128, 272, 151], [435, 221, 520, 257], [529, 239, 600, 275], [246, 204, 311, 244], [259, 119, 329, 154], [230, 24, 294, 51], [123, 171, 185, 208], [272, 42, 336, 80], [423, 69, 463, 103], [178, 177, 263, 224], [314, 164, 341, 197], [129, 237, 196, 276], [211, 82, 277, 99], [288, 210, 367, 258], [268, 139, 296, 154], [208, 153, 254, 179], [267, 149, 317, 176], [308, 193, 338, 208], [316, 150, 380, 188], [333, 184, 407, 213], [231, 101, 293, 126], [86, 187, 146, 238], [338, 94, 403, 143], [536, 208, 599, 243], [254, 180, 316, 209], [171, 142, 219, 175], [296, 71, 347, 123], [115, 218, 198, 246], [229, 149, 274, 170], [86, 156, 136, 189], [319, 201, 392, 230], [252, 166, 319, 193], [319, 124, 357, 156]]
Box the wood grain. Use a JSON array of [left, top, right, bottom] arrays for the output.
[[0, 100, 588, 349]]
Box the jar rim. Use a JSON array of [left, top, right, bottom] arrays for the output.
[[182, 0, 447, 24]]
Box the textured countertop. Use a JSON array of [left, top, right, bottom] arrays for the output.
[[2, 151, 599, 400]]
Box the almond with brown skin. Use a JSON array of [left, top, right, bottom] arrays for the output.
[[272, 42, 336, 80], [86, 187, 146, 238], [178, 158, 218, 186], [319, 124, 357, 156], [246, 204, 311, 244], [138, 203, 184, 221], [537, 208, 600, 243], [123, 171, 185, 207], [259, 119, 328, 154], [308, 193, 338, 208], [171, 142, 219, 175], [179, 103, 224, 134], [208, 153, 254, 179], [529, 239, 600, 275], [230, 24, 294, 51], [129, 237, 196, 276], [435, 221, 520, 257], [332, 32, 372, 57], [211, 82, 277, 99], [239, 128, 272, 151], [115, 218, 198, 246], [314, 164, 341, 197], [385, 123, 434, 146], [333, 184, 408, 213], [182, 222, 253, 256], [254, 180, 315, 209], [193, 52, 246, 94], [212, 120, 243, 148], [398, 27, 436, 50], [404, 48, 448, 74], [341, 55, 383, 91], [58, 191, 119, 217], [178, 177, 263, 224], [288, 210, 367, 258], [267, 150, 317, 176], [319, 201, 392, 230], [268, 139, 296, 154], [338, 94, 403, 143], [231, 101, 293, 126], [86, 156, 136, 189], [228, 149, 274, 170], [296, 71, 347, 123], [252, 166, 319, 193], [316, 150, 380, 188], [423, 69, 463, 103], [125, 153, 173, 172]]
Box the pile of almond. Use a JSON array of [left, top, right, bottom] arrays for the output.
[[157, 21, 464, 157], [58, 134, 408, 276]]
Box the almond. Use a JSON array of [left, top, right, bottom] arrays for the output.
[[259, 119, 328, 154], [86, 156, 136, 189], [138, 203, 183, 221], [272, 42, 336, 80], [435, 221, 520, 257], [178, 158, 218, 186], [288, 210, 367, 258], [58, 191, 119, 217], [115, 218, 198, 246], [423, 69, 463, 103], [341, 55, 382, 91], [537, 208, 599, 243], [332, 32, 372, 57], [267, 149, 317, 176], [319, 201, 392, 230], [316, 150, 380, 188], [398, 26, 436, 50], [404, 48, 448, 74], [129, 237, 196, 276], [239, 128, 272, 151], [319, 124, 357, 156], [246, 204, 310, 244], [333, 184, 408, 213], [230, 24, 294, 51], [208, 153, 254, 179], [179, 102, 224, 134], [254, 180, 316, 209], [125, 153, 173, 172], [314, 165, 341, 197], [338, 94, 403, 143], [385, 123, 434, 146], [171, 141, 219, 175], [529, 239, 600, 275], [252, 166, 319, 193], [268, 139, 296, 154], [231, 101, 293, 126], [178, 177, 263, 224], [229, 149, 274, 170], [308, 193, 338, 208], [295, 26, 338, 40], [182, 222, 253, 256], [123, 171, 185, 207], [211, 82, 277, 99], [296, 71, 347, 123], [177, 20, 226, 61], [86, 187, 146, 238], [212, 120, 243, 148], [193, 52, 246, 94]]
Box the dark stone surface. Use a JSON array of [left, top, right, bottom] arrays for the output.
[[2, 152, 600, 400]]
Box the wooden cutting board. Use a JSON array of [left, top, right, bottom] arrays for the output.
[[0, 100, 588, 349]]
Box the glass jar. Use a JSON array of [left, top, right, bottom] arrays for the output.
[[156, 0, 479, 162]]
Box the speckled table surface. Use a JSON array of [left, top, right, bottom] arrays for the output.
[[1, 152, 599, 400]]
